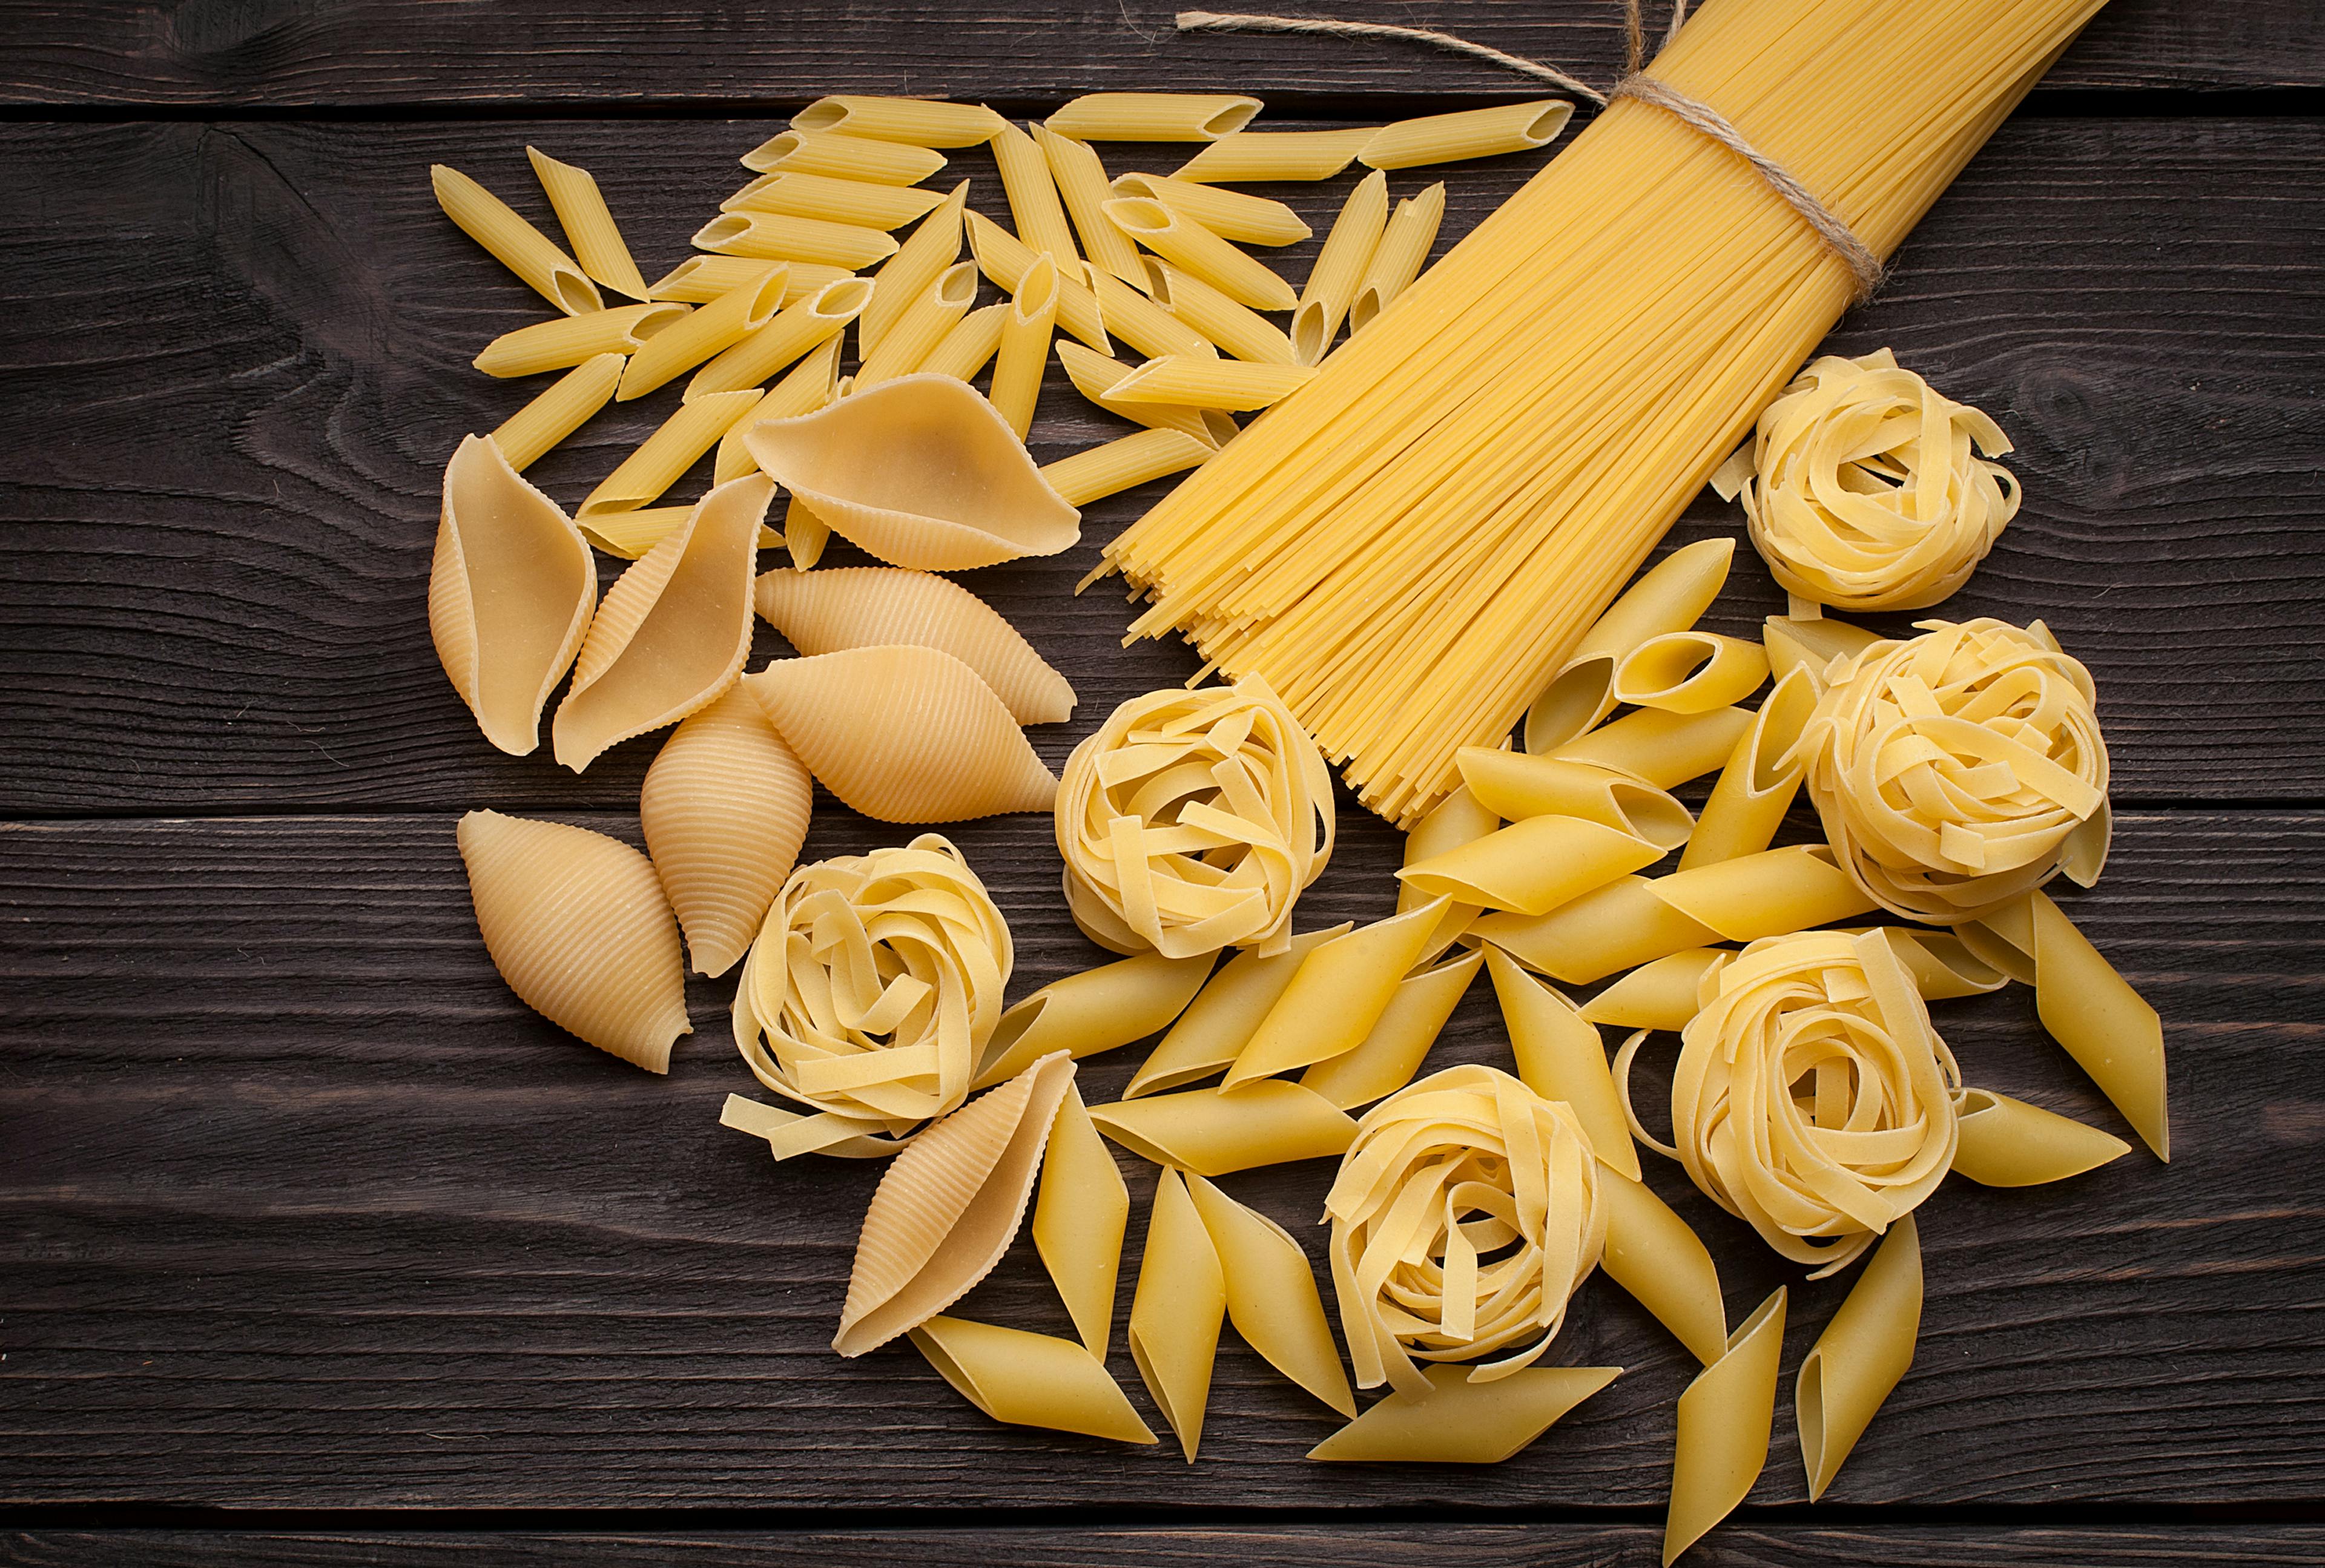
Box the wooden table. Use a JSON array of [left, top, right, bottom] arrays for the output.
[[3, 2, 2321, 1563]]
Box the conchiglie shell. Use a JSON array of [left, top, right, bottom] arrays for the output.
[[457, 809, 690, 1072], [639, 685, 813, 978], [835, 1050, 1078, 1357], [428, 433, 596, 756], [744, 373, 1081, 570], [746, 644, 1059, 822], [552, 473, 773, 772], [755, 565, 1077, 725]]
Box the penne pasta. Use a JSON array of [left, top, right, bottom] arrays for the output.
[[1081, 262, 1215, 361], [1861, 927, 2009, 1001], [1171, 127, 1376, 183], [1035, 124, 1150, 286], [525, 145, 647, 298], [1146, 260, 1294, 366], [650, 252, 843, 305], [1664, 1289, 1787, 1566], [1796, 1214, 1921, 1501], [1223, 898, 1448, 1087], [992, 119, 1080, 269], [721, 170, 946, 229], [574, 505, 698, 564], [714, 335, 840, 485], [1104, 197, 1297, 312], [1397, 783, 1498, 960], [1454, 750, 1693, 851], [974, 950, 1214, 1090], [430, 162, 602, 315], [791, 95, 1007, 148], [691, 209, 899, 272], [490, 351, 624, 469], [1089, 1081, 1356, 1176], [618, 263, 789, 400], [1677, 668, 1816, 872], [1486, 947, 1639, 1179], [1032, 1084, 1132, 1358], [1647, 845, 1879, 944], [1055, 341, 1236, 447], [1549, 705, 1756, 791], [1526, 538, 1735, 753], [1041, 428, 1212, 507], [917, 302, 1009, 383], [1184, 1174, 1355, 1416], [1397, 813, 1664, 918], [1098, 355, 1314, 413], [1359, 101, 1574, 171], [1613, 631, 1770, 714], [963, 209, 1110, 352], [1474, 875, 1718, 987], [1047, 92, 1261, 142], [863, 180, 969, 356], [1309, 1363, 1620, 1464], [1349, 182, 1445, 333], [910, 1316, 1155, 1444], [1125, 925, 1352, 1098], [1130, 1168, 1227, 1461], [989, 254, 1058, 438], [740, 127, 946, 183], [1300, 946, 1482, 1110], [1598, 1168, 1727, 1365], [1950, 1087, 2132, 1187], [578, 389, 762, 527], [1580, 947, 1729, 1033], [856, 262, 979, 386], [784, 493, 831, 571], [1291, 170, 1387, 366], [473, 301, 690, 380], [1763, 611, 1881, 682], [687, 275, 874, 400], [1109, 172, 1311, 248]]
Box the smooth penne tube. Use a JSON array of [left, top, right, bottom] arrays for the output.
[[525, 145, 647, 298], [430, 163, 602, 315], [990, 254, 1058, 439], [855, 262, 980, 386], [1033, 1085, 1132, 1359], [1055, 342, 1235, 447], [1224, 899, 1446, 1087], [721, 171, 946, 229], [1300, 946, 1481, 1110], [1549, 705, 1756, 791], [1581, 947, 1729, 1033], [1035, 124, 1150, 286], [569, 505, 696, 562], [1126, 925, 1351, 1098], [1147, 260, 1294, 366], [1349, 183, 1445, 333], [863, 180, 969, 356], [1104, 197, 1296, 312], [2010, 891, 2169, 1159], [911, 1316, 1155, 1444], [714, 336, 840, 484], [1130, 1168, 1227, 1462], [1665, 1288, 1787, 1566], [1526, 538, 1736, 753], [1041, 428, 1212, 508], [1856, 927, 2008, 1000], [974, 950, 1215, 1090], [917, 302, 1008, 383], [1797, 1214, 1921, 1501], [1098, 355, 1314, 414], [740, 128, 947, 183], [1677, 667, 1816, 873], [473, 301, 690, 379], [964, 209, 1109, 351], [1614, 631, 1771, 714], [1081, 263, 1213, 361], [1291, 170, 1387, 366], [1648, 845, 1878, 944], [1089, 1081, 1357, 1176], [617, 263, 788, 400], [1308, 1363, 1619, 1464], [1472, 875, 1718, 986], [1398, 783, 1497, 960], [792, 96, 1007, 148], [1399, 813, 1664, 918], [1047, 91, 1261, 142], [1171, 128, 1376, 183], [1598, 1169, 1728, 1365], [1486, 947, 1639, 1178], [1359, 100, 1574, 171], [579, 390, 762, 522], [1455, 749, 1693, 852], [992, 120, 1081, 269], [490, 351, 624, 470], [650, 253, 844, 305], [1763, 611, 1881, 681], [1184, 1174, 1356, 1416], [1109, 173, 1311, 248], [686, 276, 875, 400], [1951, 1087, 2132, 1187], [691, 210, 898, 271]]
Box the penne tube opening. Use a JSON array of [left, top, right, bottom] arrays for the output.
[[790, 96, 1007, 148]]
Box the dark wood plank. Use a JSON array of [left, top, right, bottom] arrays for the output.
[[0, 116, 2319, 816], [0, 0, 2317, 106], [1, 807, 2317, 1509]]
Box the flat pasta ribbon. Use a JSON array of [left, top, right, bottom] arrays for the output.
[[1325, 1064, 1607, 1398], [1056, 677, 1334, 959], [1714, 349, 2018, 612], [1799, 618, 2111, 923]]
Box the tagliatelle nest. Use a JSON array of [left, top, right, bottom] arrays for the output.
[[1325, 1064, 1607, 1397], [1798, 617, 2111, 923], [1055, 676, 1334, 960], [731, 834, 1011, 1158]]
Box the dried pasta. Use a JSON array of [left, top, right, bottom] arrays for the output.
[[686, 275, 874, 400], [1146, 262, 1294, 366], [1309, 1363, 1618, 1464], [1292, 170, 1386, 366], [964, 211, 1111, 352], [1646, 844, 1879, 943], [1397, 813, 1664, 918], [1612, 631, 1770, 714], [490, 351, 624, 469], [1098, 356, 1316, 413], [651, 253, 848, 305], [1170, 128, 1375, 184], [1037, 125, 1149, 285], [1549, 706, 1755, 791], [974, 950, 1215, 1090], [1130, 1167, 1227, 1461], [1047, 92, 1262, 142], [618, 262, 789, 400], [1796, 1213, 1921, 1501], [430, 163, 602, 315], [992, 120, 1080, 270], [740, 128, 946, 184], [918, 303, 1009, 383], [1526, 539, 1735, 754], [856, 262, 979, 386], [1032, 1083, 1132, 1357], [1473, 874, 1717, 986], [1677, 667, 1816, 872], [791, 96, 1006, 148], [1397, 784, 1497, 960], [1665, 1289, 1787, 1566], [578, 389, 762, 527], [1580, 947, 1728, 1034], [1055, 341, 1237, 447], [473, 301, 689, 378], [1454, 750, 1693, 851], [524, 145, 647, 298], [1089, 1080, 1356, 1175], [1359, 102, 1573, 170], [1598, 1168, 1727, 1365], [1299, 946, 1482, 1111], [1764, 611, 1881, 682], [1485, 948, 1640, 1180], [1349, 183, 1445, 334], [1110, 173, 1311, 248], [1043, 429, 1213, 507], [715, 335, 841, 485], [1184, 1174, 1356, 1416], [865, 181, 970, 357], [1125, 924, 1351, 1098], [910, 1316, 1155, 1444], [990, 254, 1059, 438], [1950, 1086, 2131, 1187], [1102, 197, 1298, 312], [1222, 898, 1448, 1087], [722, 171, 946, 229]]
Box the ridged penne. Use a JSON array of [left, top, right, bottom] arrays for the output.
[[1598, 1167, 1729, 1365], [618, 263, 790, 400], [989, 254, 1058, 439], [1103, 197, 1296, 312], [992, 120, 1080, 268], [490, 351, 624, 470], [1950, 1087, 2132, 1187], [1081, 262, 1214, 361], [1796, 1213, 1921, 1501], [745, 374, 1081, 571], [578, 389, 762, 527], [1124, 925, 1351, 1098], [1146, 261, 1294, 366], [457, 809, 690, 1072], [857, 262, 978, 387], [909, 1316, 1155, 1444], [1398, 814, 1664, 918], [525, 145, 647, 298], [1035, 124, 1149, 285], [1291, 170, 1386, 366], [1042, 429, 1213, 507], [1110, 173, 1311, 248], [691, 209, 898, 271], [1055, 341, 1237, 447], [740, 128, 947, 183], [430, 163, 602, 315], [1486, 947, 1639, 1179], [1047, 92, 1261, 142], [1677, 667, 1817, 872], [1222, 899, 1446, 1087], [1184, 1174, 1354, 1415], [1300, 946, 1482, 1111], [1032, 1084, 1132, 1358], [963, 210, 1110, 352], [1359, 102, 1574, 170], [714, 335, 842, 485], [974, 950, 1213, 1090], [686, 276, 875, 400], [1349, 182, 1445, 332], [1170, 127, 1375, 183], [473, 301, 690, 378], [866, 182, 969, 355], [1097, 355, 1314, 413], [1473, 875, 1719, 987], [1454, 750, 1694, 851], [1665, 1288, 1787, 1565], [722, 170, 946, 228], [639, 685, 812, 978], [575, 505, 698, 564], [745, 645, 1058, 822], [917, 303, 1009, 383], [650, 253, 847, 305], [427, 433, 597, 757], [1129, 1168, 1226, 1463], [1526, 538, 1734, 753], [1309, 1363, 1620, 1463], [552, 474, 772, 772], [792, 96, 1007, 148], [1090, 1081, 1356, 1176]]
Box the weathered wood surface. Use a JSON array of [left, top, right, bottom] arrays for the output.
[[0, 116, 2318, 815], [1, 0, 2318, 106], [2, 808, 2318, 1509]]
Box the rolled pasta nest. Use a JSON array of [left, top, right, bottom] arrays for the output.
[[1326, 1064, 1607, 1397], [732, 833, 1012, 1154], [1631, 929, 1961, 1277], [1055, 677, 1334, 959], [1719, 349, 2019, 613], [1799, 617, 2110, 923]]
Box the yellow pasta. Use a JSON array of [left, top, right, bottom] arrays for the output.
[[1291, 170, 1387, 366], [1035, 125, 1149, 286], [973, 950, 1215, 1090], [1124, 924, 1352, 1098], [740, 128, 947, 184], [992, 119, 1080, 269], [430, 163, 602, 315], [746, 374, 1081, 570], [650, 253, 848, 305], [575, 505, 701, 564], [1309, 1363, 1619, 1464], [1109, 172, 1312, 248], [685, 275, 875, 400], [1647, 844, 1878, 943], [990, 254, 1058, 438], [1526, 538, 1736, 753], [1032, 1082, 1132, 1357], [1796, 1213, 1921, 1501], [856, 262, 980, 386], [553, 474, 772, 771], [1598, 1168, 1727, 1365], [1185, 1174, 1356, 1416], [1613, 631, 1770, 714], [1047, 92, 1261, 142], [1677, 667, 1816, 872], [714, 335, 841, 485], [578, 389, 762, 527], [1454, 751, 1693, 851], [909, 1316, 1155, 1444], [1222, 898, 1447, 1087], [784, 495, 832, 572], [524, 145, 647, 298], [1299, 946, 1482, 1110], [1397, 783, 1497, 960], [1359, 101, 1574, 170], [1472, 874, 1717, 986], [1485, 947, 1639, 1179], [917, 302, 1009, 383], [427, 433, 597, 757], [639, 685, 812, 978], [1055, 341, 1237, 447], [618, 263, 789, 400], [1664, 1288, 1787, 1566], [1842, 926, 2007, 1001], [1580, 947, 1729, 1033], [1764, 611, 1882, 682], [490, 351, 625, 469], [791, 96, 1007, 148], [745, 645, 1059, 823], [1104, 197, 1297, 312], [1090, 1080, 1356, 1175], [457, 809, 690, 1072], [1098, 355, 1315, 413], [1713, 349, 2018, 612], [691, 209, 898, 272], [722, 171, 946, 229], [1950, 1086, 2132, 1187], [1042, 429, 1213, 507], [1549, 706, 1755, 791], [963, 210, 1110, 352], [473, 301, 689, 378], [1146, 260, 1294, 366], [1080, 262, 1215, 361], [1130, 1167, 1227, 1461], [833, 1050, 1077, 1355], [1055, 679, 1335, 960], [1398, 814, 1664, 918], [1170, 128, 1376, 183], [726, 834, 1011, 1161], [865, 180, 970, 357], [1349, 182, 1446, 334]]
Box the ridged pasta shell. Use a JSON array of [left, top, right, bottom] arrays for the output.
[[744, 373, 1081, 570], [834, 1050, 1078, 1357], [552, 473, 773, 772], [427, 433, 596, 756], [639, 685, 813, 978], [457, 809, 690, 1073], [745, 645, 1058, 823], [754, 565, 1077, 725]]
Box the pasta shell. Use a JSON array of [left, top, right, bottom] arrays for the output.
[[456, 809, 690, 1073], [834, 1050, 1078, 1357], [755, 565, 1077, 725], [552, 474, 773, 772], [427, 433, 596, 756], [639, 685, 813, 978], [745, 645, 1058, 823], [744, 373, 1081, 570]]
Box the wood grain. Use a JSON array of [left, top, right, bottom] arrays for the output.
[[0, 117, 2318, 815], [2, 808, 2317, 1509]]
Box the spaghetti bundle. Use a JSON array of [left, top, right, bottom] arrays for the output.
[[1103, 0, 2108, 825]]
